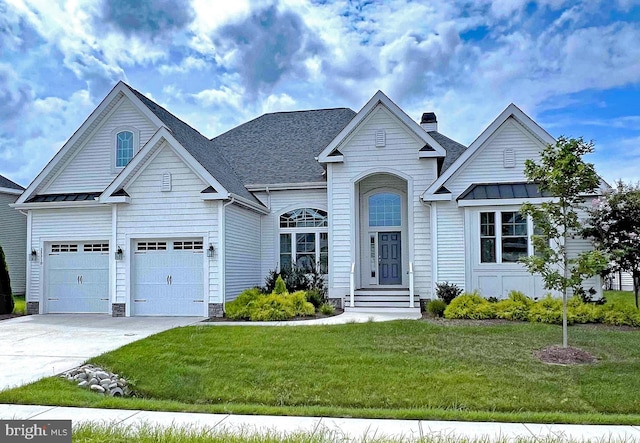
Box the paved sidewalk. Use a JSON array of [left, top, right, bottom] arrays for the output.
[[1, 404, 639, 442]]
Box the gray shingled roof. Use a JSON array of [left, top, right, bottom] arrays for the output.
[[0, 175, 24, 191], [126, 86, 259, 203], [126, 84, 467, 196], [458, 182, 553, 200], [428, 131, 467, 174], [209, 108, 356, 186]]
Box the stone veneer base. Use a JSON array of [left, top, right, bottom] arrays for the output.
[[26, 301, 39, 315], [112, 303, 126, 317], [208, 303, 224, 318]]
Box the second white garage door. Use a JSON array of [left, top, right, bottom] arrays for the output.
[[132, 239, 204, 316]]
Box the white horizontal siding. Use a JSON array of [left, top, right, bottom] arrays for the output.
[[45, 98, 158, 194], [116, 144, 219, 305], [435, 201, 465, 290], [225, 204, 262, 301], [328, 104, 436, 298], [444, 118, 543, 196], [29, 206, 112, 303], [0, 193, 26, 294], [254, 189, 327, 279], [435, 117, 548, 295]]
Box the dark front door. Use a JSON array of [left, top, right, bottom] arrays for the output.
[[378, 232, 401, 285]]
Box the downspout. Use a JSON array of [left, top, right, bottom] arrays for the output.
[[220, 197, 235, 313]]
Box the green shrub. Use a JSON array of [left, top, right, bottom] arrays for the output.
[[0, 245, 13, 315], [427, 299, 447, 317], [289, 291, 316, 317], [568, 296, 603, 324], [319, 302, 335, 315], [250, 293, 295, 321], [528, 295, 564, 324], [495, 291, 533, 321], [444, 293, 496, 319], [274, 275, 287, 295], [225, 288, 264, 320], [435, 281, 462, 304], [305, 289, 324, 309], [601, 303, 640, 327]]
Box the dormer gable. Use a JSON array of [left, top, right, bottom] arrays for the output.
[[16, 81, 165, 205], [317, 91, 446, 163], [422, 103, 556, 201]]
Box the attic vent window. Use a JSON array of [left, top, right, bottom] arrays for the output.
[[503, 148, 515, 168], [375, 129, 386, 147], [161, 172, 172, 192]]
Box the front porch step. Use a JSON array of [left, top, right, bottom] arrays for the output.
[[344, 289, 420, 310], [344, 307, 422, 316], [346, 300, 420, 308]]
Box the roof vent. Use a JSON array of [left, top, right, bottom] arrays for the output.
[[503, 148, 515, 168], [161, 172, 172, 192], [420, 112, 437, 132], [375, 129, 386, 147]]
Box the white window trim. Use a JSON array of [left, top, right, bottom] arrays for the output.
[[277, 208, 328, 273], [111, 126, 140, 173], [478, 210, 536, 265], [279, 230, 328, 273]]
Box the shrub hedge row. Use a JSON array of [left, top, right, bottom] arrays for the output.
[[443, 291, 640, 327], [225, 276, 333, 321]]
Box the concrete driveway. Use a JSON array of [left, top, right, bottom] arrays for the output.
[[0, 314, 202, 391]]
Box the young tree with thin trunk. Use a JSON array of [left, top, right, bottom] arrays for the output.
[[520, 136, 608, 348], [584, 181, 640, 309]]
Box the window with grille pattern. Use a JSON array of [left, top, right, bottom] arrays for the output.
[[51, 244, 78, 253], [173, 240, 203, 250], [137, 241, 167, 251], [83, 243, 109, 252]]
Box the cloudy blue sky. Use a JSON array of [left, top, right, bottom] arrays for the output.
[[2, 0, 640, 187]]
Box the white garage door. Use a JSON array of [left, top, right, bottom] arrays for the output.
[[46, 242, 110, 313], [132, 239, 204, 316]]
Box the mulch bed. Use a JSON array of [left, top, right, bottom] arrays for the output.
[[0, 313, 23, 322], [202, 308, 344, 323], [534, 345, 597, 365]]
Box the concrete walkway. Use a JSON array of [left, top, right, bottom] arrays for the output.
[[1, 404, 639, 442], [199, 309, 422, 326], [0, 314, 202, 391]]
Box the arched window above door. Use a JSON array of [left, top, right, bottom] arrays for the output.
[[368, 193, 401, 227]]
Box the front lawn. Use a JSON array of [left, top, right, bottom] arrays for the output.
[[2, 320, 640, 424]]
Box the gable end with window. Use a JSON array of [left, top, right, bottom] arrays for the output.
[[113, 127, 139, 170]]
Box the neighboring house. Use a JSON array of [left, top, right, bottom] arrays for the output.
[[0, 175, 26, 295], [13, 82, 602, 316]]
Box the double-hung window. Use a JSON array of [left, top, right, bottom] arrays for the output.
[[479, 211, 532, 263], [279, 208, 328, 273]]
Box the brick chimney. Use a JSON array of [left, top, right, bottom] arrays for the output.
[[420, 112, 437, 132]]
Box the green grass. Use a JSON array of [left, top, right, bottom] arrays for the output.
[[12, 295, 25, 315], [71, 422, 639, 443], [2, 319, 640, 424], [604, 290, 637, 308]]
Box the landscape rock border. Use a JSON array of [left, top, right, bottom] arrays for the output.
[[60, 364, 132, 397]]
